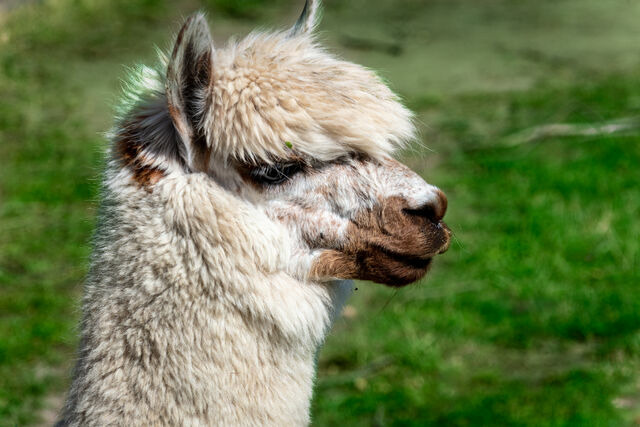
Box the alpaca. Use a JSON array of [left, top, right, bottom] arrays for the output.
[[56, 1, 450, 425]]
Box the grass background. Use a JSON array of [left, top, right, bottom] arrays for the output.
[[1, 0, 639, 425]]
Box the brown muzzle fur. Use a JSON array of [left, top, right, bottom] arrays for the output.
[[311, 193, 450, 286]]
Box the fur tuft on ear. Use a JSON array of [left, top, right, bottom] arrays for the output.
[[290, 0, 321, 36], [166, 13, 214, 171]]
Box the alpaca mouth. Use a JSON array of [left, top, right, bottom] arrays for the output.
[[401, 255, 433, 269], [340, 220, 450, 287], [341, 241, 439, 287], [381, 245, 435, 267], [387, 220, 451, 260], [374, 250, 433, 287], [309, 210, 451, 287], [378, 222, 450, 286]]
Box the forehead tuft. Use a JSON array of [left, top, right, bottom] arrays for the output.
[[205, 31, 415, 164]]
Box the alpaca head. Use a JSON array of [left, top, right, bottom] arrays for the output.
[[115, 1, 450, 287]]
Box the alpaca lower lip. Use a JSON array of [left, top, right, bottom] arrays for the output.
[[379, 256, 433, 287], [395, 254, 432, 269], [412, 257, 432, 269], [383, 246, 437, 266]]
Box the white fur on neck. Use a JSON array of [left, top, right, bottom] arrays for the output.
[[58, 167, 352, 425]]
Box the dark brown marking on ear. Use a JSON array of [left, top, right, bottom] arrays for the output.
[[184, 43, 213, 172], [182, 42, 207, 125], [166, 14, 214, 172], [167, 101, 186, 136]]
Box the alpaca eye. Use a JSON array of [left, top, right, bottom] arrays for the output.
[[250, 163, 302, 185]]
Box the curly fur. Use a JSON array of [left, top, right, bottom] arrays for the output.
[[57, 2, 450, 425]]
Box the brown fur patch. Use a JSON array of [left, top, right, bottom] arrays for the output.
[[311, 196, 450, 286], [166, 101, 186, 136], [114, 121, 166, 190], [309, 250, 359, 280]]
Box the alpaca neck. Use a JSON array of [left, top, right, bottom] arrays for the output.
[[58, 175, 352, 425]]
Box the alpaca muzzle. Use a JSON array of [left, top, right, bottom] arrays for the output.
[[309, 192, 450, 286]]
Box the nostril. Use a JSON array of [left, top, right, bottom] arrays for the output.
[[404, 189, 448, 223]]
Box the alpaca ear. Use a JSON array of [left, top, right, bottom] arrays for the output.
[[166, 13, 213, 171], [290, 0, 321, 36]]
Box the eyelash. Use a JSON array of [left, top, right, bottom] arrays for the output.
[[249, 162, 304, 185]]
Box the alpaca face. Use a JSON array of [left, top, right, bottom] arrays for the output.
[[239, 155, 450, 286], [116, 3, 449, 287]]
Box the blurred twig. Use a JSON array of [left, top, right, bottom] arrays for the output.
[[503, 117, 640, 147], [416, 283, 482, 300]]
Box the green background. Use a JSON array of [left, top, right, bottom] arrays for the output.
[[1, 0, 639, 425]]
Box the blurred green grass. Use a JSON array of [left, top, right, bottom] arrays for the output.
[[1, 0, 639, 425]]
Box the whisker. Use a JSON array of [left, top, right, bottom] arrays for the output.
[[376, 289, 400, 316]]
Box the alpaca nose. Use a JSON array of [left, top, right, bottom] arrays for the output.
[[405, 189, 448, 223]]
